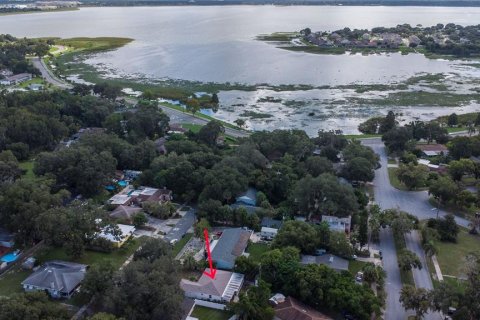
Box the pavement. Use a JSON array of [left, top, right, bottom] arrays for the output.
[[361, 138, 461, 320], [30, 57, 72, 89], [159, 104, 250, 139], [164, 209, 196, 243]]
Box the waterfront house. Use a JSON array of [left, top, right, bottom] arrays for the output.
[[22, 260, 87, 299], [180, 268, 244, 303], [211, 228, 251, 270]]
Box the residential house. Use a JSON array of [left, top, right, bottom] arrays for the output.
[[107, 185, 173, 207], [416, 144, 449, 157], [260, 227, 278, 240], [180, 268, 244, 303], [230, 187, 260, 214], [211, 228, 251, 270], [22, 260, 87, 299], [418, 159, 447, 173], [0, 73, 32, 85], [270, 294, 332, 320], [97, 224, 135, 248], [301, 254, 349, 273], [321, 215, 351, 234], [28, 84, 43, 91], [168, 123, 187, 134], [109, 205, 143, 222], [261, 217, 283, 229]]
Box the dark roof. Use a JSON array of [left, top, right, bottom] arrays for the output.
[[109, 205, 142, 220], [300, 254, 349, 272], [181, 298, 195, 320], [22, 260, 87, 294], [274, 296, 333, 320], [261, 217, 283, 229], [0, 228, 13, 242], [416, 144, 448, 152], [211, 228, 251, 268]]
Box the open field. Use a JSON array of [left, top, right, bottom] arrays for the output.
[[246, 243, 270, 262], [55, 37, 133, 52], [190, 306, 233, 320]]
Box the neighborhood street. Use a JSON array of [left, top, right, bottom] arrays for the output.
[[361, 138, 464, 320]]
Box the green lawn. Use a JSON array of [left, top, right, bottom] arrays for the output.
[[0, 269, 31, 296], [344, 134, 382, 140], [55, 37, 133, 52], [435, 229, 480, 277], [181, 123, 203, 134], [18, 160, 36, 181], [172, 233, 193, 256], [190, 306, 233, 320], [388, 168, 408, 191], [348, 260, 367, 276], [246, 243, 270, 262], [18, 77, 47, 89], [36, 237, 145, 269]]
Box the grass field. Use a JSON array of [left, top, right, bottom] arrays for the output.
[[19, 160, 36, 181], [348, 260, 367, 276], [190, 306, 233, 320], [0, 269, 31, 296], [246, 243, 270, 262], [388, 168, 408, 191], [172, 233, 193, 256], [434, 229, 480, 277], [55, 37, 133, 52]]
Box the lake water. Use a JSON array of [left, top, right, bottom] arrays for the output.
[[1, 6, 480, 134]]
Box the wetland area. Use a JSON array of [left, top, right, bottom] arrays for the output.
[[2, 5, 480, 135]]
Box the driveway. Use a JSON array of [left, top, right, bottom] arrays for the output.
[[164, 209, 196, 242]]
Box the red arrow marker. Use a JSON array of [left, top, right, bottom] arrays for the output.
[[203, 228, 217, 279]]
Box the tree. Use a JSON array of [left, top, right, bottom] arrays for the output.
[[448, 113, 458, 127], [342, 157, 374, 182], [328, 231, 354, 258], [293, 173, 358, 218], [358, 210, 369, 247], [234, 118, 246, 128], [382, 127, 413, 153], [234, 256, 259, 281], [211, 93, 219, 104], [399, 285, 431, 319], [379, 111, 396, 133], [273, 221, 319, 254], [422, 240, 438, 257], [182, 254, 197, 271], [185, 98, 200, 115], [448, 159, 475, 181], [448, 136, 473, 160], [82, 262, 116, 301], [396, 163, 429, 190], [89, 313, 123, 320], [398, 249, 422, 271], [230, 280, 274, 320], [133, 212, 148, 228], [197, 120, 225, 147], [260, 247, 300, 290], [194, 218, 211, 238], [0, 292, 70, 320], [303, 156, 333, 177], [362, 263, 386, 286], [428, 176, 459, 205], [437, 214, 459, 242]]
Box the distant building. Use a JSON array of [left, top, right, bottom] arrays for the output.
[[22, 261, 87, 299], [109, 205, 143, 222], [416, 144, 449, 157], [230, 187, 260, 214], [28, 83, 43, 91], [321, 215, 351, 234], [107, 185, 173, 207], [301, 254, 349, 273], [211, 228, 251, 270], [270, 294, 333, 320], [261, 217, 283, 229], [180, 268, 244, 303]]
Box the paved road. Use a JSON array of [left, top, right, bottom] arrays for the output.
[[379, 227, 406, 320], [159, 105, 250, 139], [361, 138, 464, 320], [30, 57, 72, 89], [164, 209, 196, 243]]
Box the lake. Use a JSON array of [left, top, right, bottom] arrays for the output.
[[1, 6, 480, 134]]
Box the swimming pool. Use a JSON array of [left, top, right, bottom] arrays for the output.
[[118, 180, 127, 187], [1, 251, 20, 263]]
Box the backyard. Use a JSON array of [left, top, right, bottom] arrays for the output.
[[246, 242, 270, 262], [190, 306, 233, 320]]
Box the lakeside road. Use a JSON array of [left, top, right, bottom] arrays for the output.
[[158, 104, 251, 139], [30, 57, 72, 89]]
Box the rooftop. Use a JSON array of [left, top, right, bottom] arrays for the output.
[[300, 254, 349, 272], [180, 269, 244, 301], [21, 260, 87, 294], [273, 296, 332, 320], [109, 205, 142, 220], [211, 228, 251, 268]]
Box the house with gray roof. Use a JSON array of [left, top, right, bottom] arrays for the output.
[[180, 268, 244, 303], [211, 228, 251, 270], [301, 254, 349, 273], [21, 260, 87, 299]]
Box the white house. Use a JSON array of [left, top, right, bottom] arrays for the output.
[[260, 227, 278, 240], [180, 269, 244, 303], [322, 215, 351, 234]]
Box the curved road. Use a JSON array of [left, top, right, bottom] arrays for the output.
[[30, 57, 72, 89], [362, 138, 467, 320]]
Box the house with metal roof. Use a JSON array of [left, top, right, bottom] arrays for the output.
[[180, 268, 244, 303], [21, 260, 87, 299], [211, 228, 251, 270]]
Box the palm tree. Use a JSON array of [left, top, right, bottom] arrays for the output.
[[183, 254, 197, 271], [423, 240, 438, 257]]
